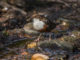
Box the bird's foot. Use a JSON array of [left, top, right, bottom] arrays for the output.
[[49, 34, 52, 41]]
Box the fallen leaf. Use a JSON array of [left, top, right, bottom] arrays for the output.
[[31, 53, 49, 60], [21, 51, 29, 55], [27, 42, 37, 48]]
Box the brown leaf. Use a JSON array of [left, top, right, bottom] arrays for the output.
[[31, 53, 49, 60], [27, 42, 37, 48]]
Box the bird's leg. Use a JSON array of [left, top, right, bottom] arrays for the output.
[[49, 33, 52, 41], [34, 33, 44, 52], [34, 33, 42, 48], [34, 33, 42, 42]]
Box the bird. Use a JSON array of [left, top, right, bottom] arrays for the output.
[[23, 17, 48, 41], [33, 18, 48, 32], [23, 12, 48, 34], [23, 12, 60, 41]]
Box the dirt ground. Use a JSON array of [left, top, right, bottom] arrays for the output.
[[0, 0, 80, 60]]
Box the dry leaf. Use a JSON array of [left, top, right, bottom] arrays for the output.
[[31, 53, 49, 60], [21, 51, 29, 55], [27, 42, 37, 48], [60, 37, 64, 41]]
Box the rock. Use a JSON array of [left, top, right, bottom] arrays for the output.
[[23, 23, 39, 34], [69, 54, 80, 60]]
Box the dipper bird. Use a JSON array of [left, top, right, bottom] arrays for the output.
[[23, 12, 59, 41]]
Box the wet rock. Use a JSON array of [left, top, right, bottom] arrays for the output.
[[4, 15, 26, 29], [23, 23, 40, 34], [74, 38, 80, 50], [69, 54, 80, 60], [38, 32, 80, 51]]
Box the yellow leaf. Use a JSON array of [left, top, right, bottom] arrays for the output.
[[60, 57, 64, 60], [31, 53, 49, 60], [27, 42, 37, 48], [60, 37, 64, 41]]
